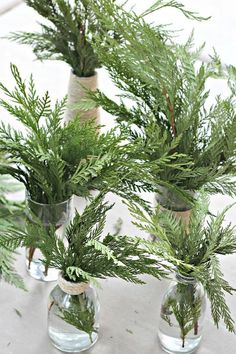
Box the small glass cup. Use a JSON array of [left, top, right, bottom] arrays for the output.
[[150, 187, 196, 241], [155, 186, 196, 212], [25, 196, 72, 282]]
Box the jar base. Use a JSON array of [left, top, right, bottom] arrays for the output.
[[26, 259, 59, 282], [49, 327, 98, 353], [158, 331, 201, 354]]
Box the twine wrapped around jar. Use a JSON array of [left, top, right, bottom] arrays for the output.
[[48, 274, 99, 352], [58, 273, 89, 295], [65, 71, 100, 124], [173, 209, 192, 227]]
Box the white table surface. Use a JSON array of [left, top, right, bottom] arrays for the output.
[[0, 3, 236, 354]]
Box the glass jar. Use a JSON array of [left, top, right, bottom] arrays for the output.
[[158, 273, 206, 354], [25, 196, 72, 282], [151, 187, 196, 241], [48, 275, 100, 353], [155, 186, 196, 212]]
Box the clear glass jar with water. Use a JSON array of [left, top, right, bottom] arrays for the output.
[[48, 275, 100, 353], [25, 196, 72, 281], [158, 273, 206, 354]]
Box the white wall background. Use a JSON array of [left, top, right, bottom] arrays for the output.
[[1, 1, 235, 65], [128, 0, 236, 65]]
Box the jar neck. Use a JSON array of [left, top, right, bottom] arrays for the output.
[[26, 191, 72, 207], [26, 193, 72, 226], [58, 273, 90, 295], [175, 272, 197, 285]]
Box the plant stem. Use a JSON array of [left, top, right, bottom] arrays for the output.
[[28, 246, 36, 269], [181, 332, 185, 348], [44, 224, 62, 276], [48, 300, 55, 312], [194, 320, 199, 335]]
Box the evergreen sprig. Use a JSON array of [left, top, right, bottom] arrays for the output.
[[0, 171, 25, 289], [0, 247, 26, 290], [1, 193, 168, 285], [140, 0, 210, 20], [1, 193, 168, 345], [87, 1, 236, 196], [7, 0, 118, 77], [127, 194, 236, 333], [161, 281, 203, 348], [0, 175, 24, 221], [58, 293, 97, 342], [7, 0, 210, 77], [0, 64, 147, 204]]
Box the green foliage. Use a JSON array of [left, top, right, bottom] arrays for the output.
[[0, 155, 25, 289], [0, 152, 24, 221], [7, 0, 116, 77], [0, 175, 24, 222], [0, 64, 142, 204], [161, 282, 202, 348], [0, 178, 25, 290], [88, 1, 236, 195], [1, 193, 168, 284], [0, 247, 26, 290], [58, 293, 97, 342], [128, 194, 236, 333], [141, 0, 210, 20], [7, 0, 210, 77], [227, 64, 236, 96]]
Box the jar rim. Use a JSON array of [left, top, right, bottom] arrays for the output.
[[58, 273, 90, 295], [71, 69, 98, 79], [26, 191, 72, 207], [156, 186, 197, 212], [175, 272, 196, 284]]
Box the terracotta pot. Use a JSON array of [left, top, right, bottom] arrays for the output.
[[65, 71, 100, 124]]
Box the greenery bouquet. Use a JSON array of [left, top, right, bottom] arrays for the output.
[[8, 0, 121, 122], [128, 193, 236, 352], [84, 0, 236, 212]]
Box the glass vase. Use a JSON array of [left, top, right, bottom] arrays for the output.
[[48, 274, 100, 353], [158, 274, 206, 354], [155, 186, 195, 212], [25, 197, 72, 282], [150, 187, 196, 241]]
